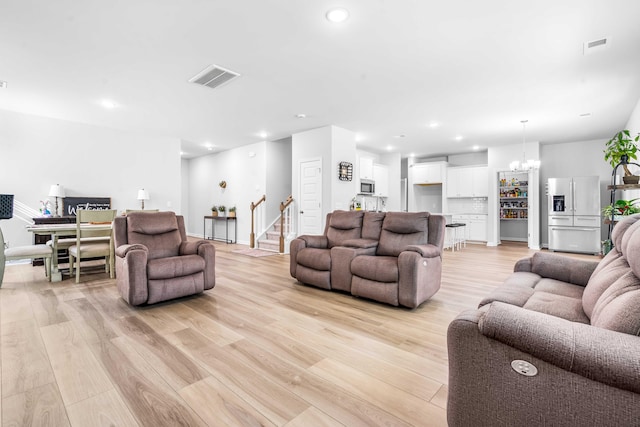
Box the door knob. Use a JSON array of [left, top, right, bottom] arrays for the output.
[[300, 211, 304, 214]]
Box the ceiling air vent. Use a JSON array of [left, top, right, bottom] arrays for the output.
[[583, 37, 610, 55], [189, 64, 240, 90]]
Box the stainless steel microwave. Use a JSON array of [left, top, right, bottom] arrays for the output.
[[360, 179, 375, 194]]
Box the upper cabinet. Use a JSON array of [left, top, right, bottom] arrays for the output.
[[447, 166, 488, 198], [373, 163, 389, 197], [411, 162, 445, 184], [359, 156, 375, 180]]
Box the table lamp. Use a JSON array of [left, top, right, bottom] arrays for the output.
[[48, 184, 65, 217], [137, 189, 149, 209]]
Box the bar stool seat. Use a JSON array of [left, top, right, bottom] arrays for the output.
[[445, 223, 467, 251]]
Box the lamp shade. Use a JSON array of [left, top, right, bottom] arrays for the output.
[[48, 184, 65, 198], [137, 189, 149, 200]]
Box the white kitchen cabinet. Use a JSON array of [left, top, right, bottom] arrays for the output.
[[447, 166, 488, 197], [452, 214, 487, 242], [359, 156, 374, 180], [411, 162, 445, 184], [373, 163, 389, 197]]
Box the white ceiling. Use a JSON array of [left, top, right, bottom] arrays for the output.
[[1, 1, 640, 159]]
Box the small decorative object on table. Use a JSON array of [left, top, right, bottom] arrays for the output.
[[211, 205, 218, 216], [228, 206, 236, 217], [218, 205, 226, 216]]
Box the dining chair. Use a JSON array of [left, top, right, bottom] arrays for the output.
[[68, 209, 117, 283], [0, 226, 53, 286]]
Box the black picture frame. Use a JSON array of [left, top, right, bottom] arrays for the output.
[[63, 197, 111, 217], [338, 162, 353, 181]]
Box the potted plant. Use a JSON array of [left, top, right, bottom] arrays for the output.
[[210, 205, 218, 216], [602, 198, 640, 221], [604, 130, 640, 184], [218, 205, 226, 216], [228, 206, 236, 218]]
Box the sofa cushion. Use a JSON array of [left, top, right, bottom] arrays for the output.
[[147, 254, 205, 280], [351, 255, 398, 283], [296, 248, 331, 271], [326, 210, 364, 248], [377, 212, 429, 257], [480, 273, 588, 323]]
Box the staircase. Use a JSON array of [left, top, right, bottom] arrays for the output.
[[257, 220, 292, 253]]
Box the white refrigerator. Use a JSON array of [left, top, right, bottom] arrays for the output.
[[548, 176, 601, 254]]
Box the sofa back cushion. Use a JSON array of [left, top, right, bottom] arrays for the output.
[[583, 215, 640, 335], [377, 212, 429, 257], [326, 210, 364, 248], [127, 212, 182, 260], [362, 211, 386, 240]]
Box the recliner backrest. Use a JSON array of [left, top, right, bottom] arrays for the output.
[[377, 212, 429, 257], [583, 214, 640, 335], [362, 211, 386, 240], [326, 210, 364, 248], [126, 211, 182, 260]]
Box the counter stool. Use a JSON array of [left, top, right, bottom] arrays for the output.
[[445, 223, 467, 251]]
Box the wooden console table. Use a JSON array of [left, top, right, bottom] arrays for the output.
[[203, 216, 237, 243]]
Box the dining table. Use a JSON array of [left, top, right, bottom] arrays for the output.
[[26, 222, 113, 282]]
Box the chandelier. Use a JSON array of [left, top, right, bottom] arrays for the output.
[[509, 120, 541, 172]]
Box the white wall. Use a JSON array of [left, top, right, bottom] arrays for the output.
[[626, 97, 640, 134], [266, 137, 293, 220], [187, 141, 267, 244], [292, 126, 358, 232], [0, 109, 181, 248], [331, 127, 357, 211], [380, 152, 401, 211]]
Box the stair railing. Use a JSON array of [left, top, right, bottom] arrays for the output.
[[250, 194, 266, 248], [279, 195, 294, 253]]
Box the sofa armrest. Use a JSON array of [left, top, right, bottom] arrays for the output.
[[179, 240, 210, 256], [513, 256, 533, 272], [341, 238, 378, 249], [297, 234, 328, 248], [479, 302, 640, 394], [115, 243, 148, 258], [114, 244, 149, 305], [526, 252, 599, 286], [403, 244, 441, 258]]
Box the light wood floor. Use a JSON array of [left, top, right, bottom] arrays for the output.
[[0, 241, 598, 426]]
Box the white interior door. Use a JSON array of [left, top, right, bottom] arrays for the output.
[[299, 159, 323, 235]]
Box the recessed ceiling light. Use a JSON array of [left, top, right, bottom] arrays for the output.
[[326, 8, 349, 23], [472, 145, 480, 150], [295, 113, 307, 119], [258, 131, 268, 139], [454, 135, 463, 141], [428, 122, 439, 128], [409, 153, 415, 158], [180, 151, 185, 156], [386, 145, 394, 151], [207, 147, 214, 151], [101, 99, 117, 109]]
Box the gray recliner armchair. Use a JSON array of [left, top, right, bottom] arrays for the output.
[[113, 211, 215, 305]]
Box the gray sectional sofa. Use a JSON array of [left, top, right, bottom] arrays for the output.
[[289, 210, 446, 308], [447, 214, 640, 426]]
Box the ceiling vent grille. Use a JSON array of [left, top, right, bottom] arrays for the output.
[[189, 64, 240, 90], [583, 37, 610, 55]]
